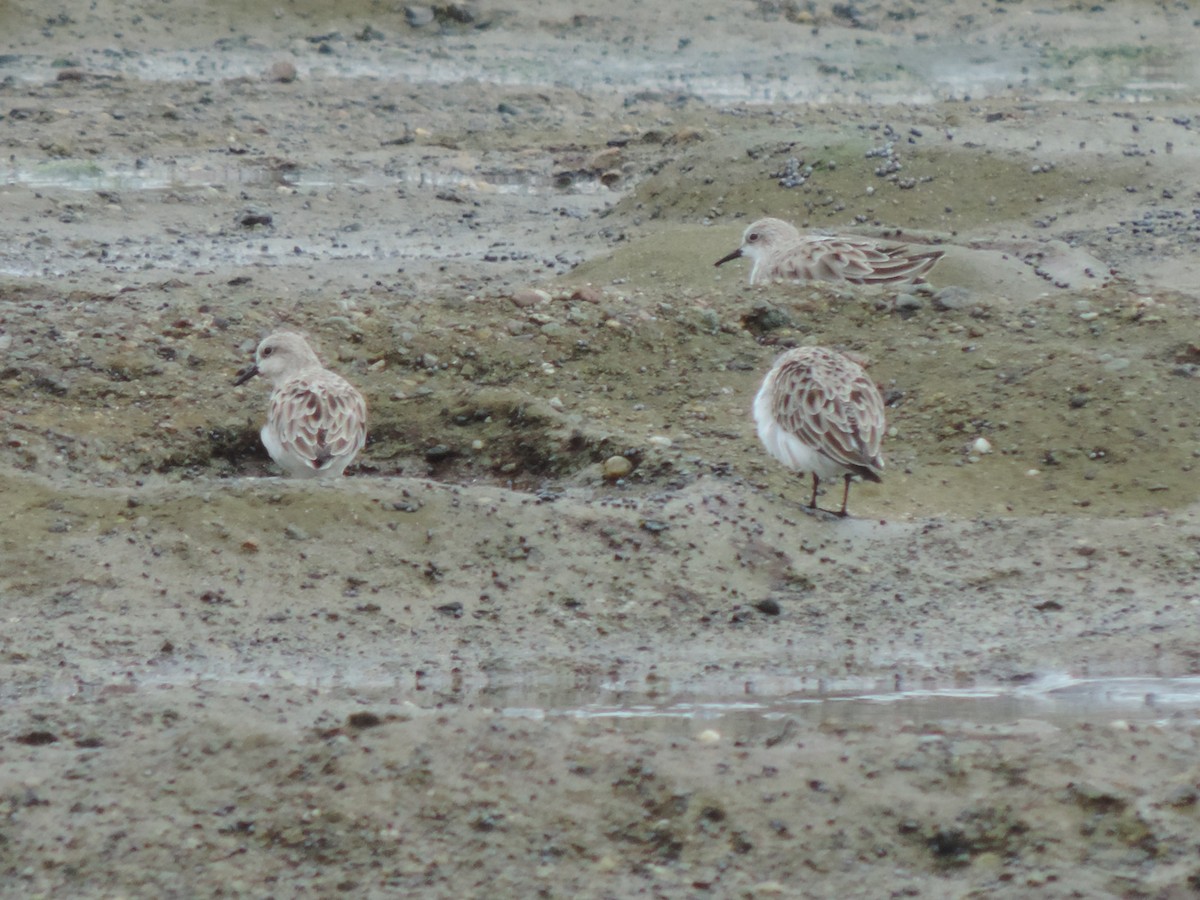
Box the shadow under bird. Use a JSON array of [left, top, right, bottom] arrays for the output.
[[754, 345, 885, 518], [716, 217, 944, 286], [233, 331, 367, 478]]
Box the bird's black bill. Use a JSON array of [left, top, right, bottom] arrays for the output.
[[233, 364, 260, 386], [714, 248, 742, 268]]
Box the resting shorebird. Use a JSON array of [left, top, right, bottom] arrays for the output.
[[754, 345, 885, 517], [233, 331, 367, 478], [716, 217, 943, 286]]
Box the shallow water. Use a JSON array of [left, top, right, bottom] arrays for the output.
[[2, 27, 1194, 103], [14, 665, 1200, 731], [3, 156, 606, 195]]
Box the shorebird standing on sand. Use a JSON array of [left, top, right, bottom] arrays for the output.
[[753, 345, 885, 517]]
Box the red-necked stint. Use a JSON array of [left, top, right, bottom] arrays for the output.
[[234, 331, 367, 478]]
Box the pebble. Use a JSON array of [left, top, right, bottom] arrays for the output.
[[603, 455, 633, 479], [696, 729, 721, 744], [267, 60, 297, 83], [571, 286, 603, 304], [895, 293, 923, 313], [933, 286, 974, 310], [971, 437, 993, 455], [511, 289, 550, 308], [405, 5, 435, 27], [589, 147, 621, 171]]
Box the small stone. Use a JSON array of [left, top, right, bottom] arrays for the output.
[[894, 293, 923, 314], [16, 731, 58, 746], [754, 598, 781, 616], [511, 288, 550, 308], [267, 60, 297, 83], [436, 2, 477, 24], [696, 729, 721, 744], [1166, 785, 1198, 807], [284, 524, 309, 540], [405, 5, 435, 27], [603, 455, 633, 480], [570, 286, 603, 303], [667, 127, 705, 144], [933, 286, 974, 310], [971, 437, 992, 455], [588, 147, 621, 171]]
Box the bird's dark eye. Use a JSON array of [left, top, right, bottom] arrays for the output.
[[748, 232, 760, 243], [262, 347, 273, 356]]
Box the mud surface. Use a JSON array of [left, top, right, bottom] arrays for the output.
[[5, 0, 1200, 895]]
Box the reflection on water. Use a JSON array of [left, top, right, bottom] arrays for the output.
[[0, 34, 1193, 104], [517, 675, 1200, 728], [2, 157, 603, 196], [13, 666, 1200, 730]]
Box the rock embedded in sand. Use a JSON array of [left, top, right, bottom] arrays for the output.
[[511, 288, 550, 308], [405, 5, 435, 27], [602, 455, 633, 480], [571, 286, 603, 304], [267, 60, 297, 83], [933, 286, 975, 310]]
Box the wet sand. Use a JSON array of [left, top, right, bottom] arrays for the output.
[[5, 0, 1200, 895]]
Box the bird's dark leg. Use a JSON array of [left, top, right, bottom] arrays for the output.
[[838, 474, 852, 518], [809, 473, 820, 510]]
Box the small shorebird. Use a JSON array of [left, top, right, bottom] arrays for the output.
[[233, 331, 367, 478], [754, 345, 885, 517], [715, 217, 944, 286]]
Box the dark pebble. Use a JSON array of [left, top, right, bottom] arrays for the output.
[[16, 731, 58, 746], [347, 711, 383, 729]]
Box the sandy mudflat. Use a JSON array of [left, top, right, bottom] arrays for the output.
[[4, 0, 1200, 895]]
